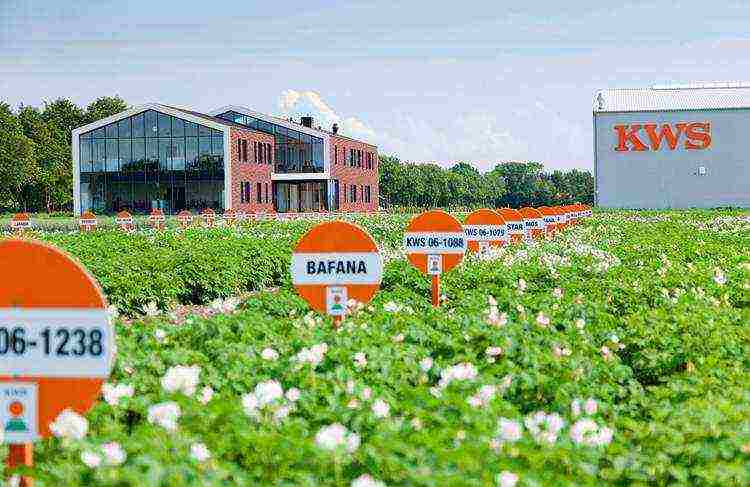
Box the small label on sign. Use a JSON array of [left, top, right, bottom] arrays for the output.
[[326, 286, 347, 316], [463, 225, 508, 242], [0, 308, 113, 378], [506, 221, 525, 235], [291, 253, 383, 285], [403, 232, 467, 254], [0, 382, 38, 444], [427, 254, 442, 275]]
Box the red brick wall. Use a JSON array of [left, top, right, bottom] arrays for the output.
[[229, 127, 275, 213], [329, 135, 378, 212]]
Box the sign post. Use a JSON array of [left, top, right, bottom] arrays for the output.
[[404, 210, 466, 307], [498, 208, 525, 244], [463, 209, 507, 257], [0, 240, 114, 485], [291, 221, 382, 327]]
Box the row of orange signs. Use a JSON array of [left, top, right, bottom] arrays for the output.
[[9, 204, 592, 233], [291, 204, 592, 318]]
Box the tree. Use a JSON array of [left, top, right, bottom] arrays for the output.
[[84, 96, 128, 124], [0, 103, 37, 210]]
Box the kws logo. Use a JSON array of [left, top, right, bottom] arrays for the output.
[[614, 122, 711, 151]]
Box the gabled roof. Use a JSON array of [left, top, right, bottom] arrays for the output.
[[594, 83, 750, 113], [72, 103, 241, 136]]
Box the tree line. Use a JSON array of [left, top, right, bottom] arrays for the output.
[[0, 96, 128, 212], [0, 96, 594, 213], [378, 156, 594, 209]]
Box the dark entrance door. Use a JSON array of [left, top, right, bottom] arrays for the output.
[[172, 186, 186, 212]]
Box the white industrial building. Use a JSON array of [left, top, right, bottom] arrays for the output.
[[593, 83, 750, 208]]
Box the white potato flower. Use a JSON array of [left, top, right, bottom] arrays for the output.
[[50, 409, 89, 440], [161, 365, 201, 396]]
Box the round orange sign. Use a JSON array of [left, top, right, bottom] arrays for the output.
[[0, 240, 113, 441], [463, 208, 507, 254], [291, 221, 382, 315], [404, 210, 466, 275], [497, 208, 525, 244], [519, 207, 545, 241]]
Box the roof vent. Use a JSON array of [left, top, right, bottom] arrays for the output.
[[301, 116, 314, 128], [332, 123, 339, 134]]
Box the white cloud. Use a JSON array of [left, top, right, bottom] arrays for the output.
[[276, 90, 586, 172]]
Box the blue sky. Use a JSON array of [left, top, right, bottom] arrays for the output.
[[2, 0, 750, 171]]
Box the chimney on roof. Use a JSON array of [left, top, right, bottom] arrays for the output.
[[301, 116, 314, 128], [332, 123, 339, 134]]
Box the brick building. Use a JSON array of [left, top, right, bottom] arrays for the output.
[[71, 103, 378, 215]]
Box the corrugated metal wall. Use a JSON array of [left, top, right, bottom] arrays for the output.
[[594, 109, 750, 208]]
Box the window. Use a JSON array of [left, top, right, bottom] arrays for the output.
[[242, 140, 248, 162], [334, 146, 338, 165], [332, 179, 340, 210], [357, 150, 362, 168], [240, 181, 251, 203], [350, 185, 357, 203], [257, 182, 262, 203], [237, 139, 242, 161], [266, 144, 271, 164], [365, 185, 371, 203], [264, 183, 269, 203], [343, 183, 347, 202]]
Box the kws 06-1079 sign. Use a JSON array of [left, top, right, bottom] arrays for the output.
[[291, 221, 382, 321]]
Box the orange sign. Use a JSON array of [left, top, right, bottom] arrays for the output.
[[552, 206, 568, 230], [404, 210, 466, 275], [536, 206, 558, 236], [463, 209, 507, 254], [177, 210, 193, 229], [10, 213, 31, 233], [148, 208, 166, 230], [518, 207, 544, 241], [78, 211, 97, 232], [614, 122, 711, 152], [0, 240, 113, 441], [115, 210, 133, 231], [201, 208, 216, 227], [223, 208, 237, 226], [291, 221, 382, 318], [497, 208, 525, 244]]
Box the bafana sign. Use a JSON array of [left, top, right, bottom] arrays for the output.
[[291, 221, 382, 320], [614, 122, 711, 152]]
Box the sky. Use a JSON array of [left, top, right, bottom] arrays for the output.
[[2, 0, 750, 172]]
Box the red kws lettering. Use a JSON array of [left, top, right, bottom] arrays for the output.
[[614, 122, 712, 151], [644, 123, 683, 150], [614, 124, 648, 151], [684, 122, 711, 150]]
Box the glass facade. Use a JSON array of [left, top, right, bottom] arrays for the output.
[[274, 181, 328, 213], [217, 111, 324, 174], [78, 110, 225, 214]]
